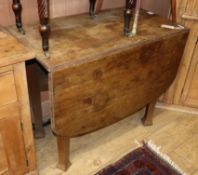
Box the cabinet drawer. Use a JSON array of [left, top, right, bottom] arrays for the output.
[[0, 71, 17, 106]]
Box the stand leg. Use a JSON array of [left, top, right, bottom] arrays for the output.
[[89, 0, 103, 18], [124, 0, 136, 36], [37, 0, 50, 56], [142, 100, 157, 126], [57, 136, 71, 171], [26, 61, 45, 138], [171, 0, 177, 24], [12, 0, 25, 34], [89, 0, 96, 18]]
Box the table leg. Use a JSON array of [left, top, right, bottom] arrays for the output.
[[26, 61, 45, 138], [142, 100, 157, 126], [12, 0, 25, 34], [124, 0, 136, 36], [37, 0, 50, 56], [57, 136, 71, 171]]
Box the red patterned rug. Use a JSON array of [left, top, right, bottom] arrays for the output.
[[96, 142, 186, 175]]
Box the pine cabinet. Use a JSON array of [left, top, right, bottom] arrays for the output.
[[175, 0, 198, 108], [162, 0, 198, 109], [0, 29, 37, 175]]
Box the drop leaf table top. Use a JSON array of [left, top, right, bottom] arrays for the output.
[[7, 9, 187, 72]]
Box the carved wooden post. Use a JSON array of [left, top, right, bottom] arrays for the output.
[[124, 0, 136, 36], [12, 0, 25, 34], [37, 0, 50, 56]]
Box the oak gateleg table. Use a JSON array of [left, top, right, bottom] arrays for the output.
[[8, 7, 188, 171]]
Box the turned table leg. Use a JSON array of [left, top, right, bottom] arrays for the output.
[[12, 0, 25, 34], [142, 100, 157, 126], [57, 136, 71, 171], [37, 0, 50, 56]]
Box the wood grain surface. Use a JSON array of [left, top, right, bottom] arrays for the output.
[[0, 104, 27, 175], [13, 62, 37, 173], [51, 31, 188, 137], [0, 28, 35, 67], [7, 9, 187, 71], [0, 71, 17, 106]]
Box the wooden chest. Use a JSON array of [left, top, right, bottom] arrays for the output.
[[8, 8, 189, 171], [0, 29, 36, 174]]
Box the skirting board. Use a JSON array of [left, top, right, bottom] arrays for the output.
[[156, 102, 198, 115]]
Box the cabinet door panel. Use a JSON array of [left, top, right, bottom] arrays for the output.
[[185, 0, 198, 16], [0, 104, 27, 175], [0, 71, 17, 107], [186, 64, 198, 101], [182, 42, 198, 108]]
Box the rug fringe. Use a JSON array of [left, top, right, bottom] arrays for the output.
[[145, 140, 188, 175]]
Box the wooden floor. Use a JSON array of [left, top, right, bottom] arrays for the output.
[[36, 107, 198, 175]]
